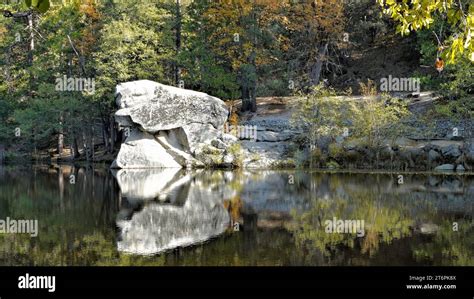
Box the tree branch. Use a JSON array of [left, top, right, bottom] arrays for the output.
[[67, 34, 87, 76], [1, 9, 32, 18]]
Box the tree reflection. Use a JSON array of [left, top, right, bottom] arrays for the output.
[[0, 167, 472, 266], [287, 190, 421, 263], [411, 219, 474, 266]]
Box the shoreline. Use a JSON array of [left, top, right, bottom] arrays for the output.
[[2, 162, 474, 176]]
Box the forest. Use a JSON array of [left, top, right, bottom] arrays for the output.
[[0, 0, 472, 167]]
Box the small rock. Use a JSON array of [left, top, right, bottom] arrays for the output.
[[223, 154, 234, 164], [428, 176, 439, 186], [456, 164, 465, 172], [257, 131, 279, 142], [434, 164, 455, 171], [419, 223, 439, 235], [222, 133, 238, 144], [440, 144, 461, 159], [428, 149, 441, 161], [335, 136, 345, 144], [256, 131, 293, 142], [211, 139, 227, 150], [466, 141, 474, 162]]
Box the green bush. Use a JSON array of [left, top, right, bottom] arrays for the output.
[[227, 143, 243, 168]]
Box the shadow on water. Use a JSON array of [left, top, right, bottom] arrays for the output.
[[0, 165, 472, 266]]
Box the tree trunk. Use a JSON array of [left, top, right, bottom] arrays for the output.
[[101, 114, 112, 153], [5, 46, 13, 92], [241, 79, 250, 112], [82, 130, 89, 162], [309, 43, 328, 87], [58, 167, 64, 204], [91, 125, 95, 162], [240, 54, 257, 113], [28, 13, 35, 65], [72, 135, 80, 159], [240, 5, 258, 113], [0, 144, 5, 165], [102, 121, 109, 153], [174, 0, 182, 85], [110, 115, 116, 153], [58, 114, 64, 159]]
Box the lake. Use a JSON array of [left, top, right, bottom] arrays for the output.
[[0, 165, 472, 266]]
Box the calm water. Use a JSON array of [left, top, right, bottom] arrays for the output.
[[0, 165, 472, 266]]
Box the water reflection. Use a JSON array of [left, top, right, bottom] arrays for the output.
[[0, 165, 472, 266], [115, 170, 231, 255]]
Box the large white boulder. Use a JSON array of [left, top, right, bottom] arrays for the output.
[[112, 80, 230, 168], [115, 80, 228, 147]]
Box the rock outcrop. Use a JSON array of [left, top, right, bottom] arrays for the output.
[[111, 85, 474, 171], [112, 80, 233, 169], [240, 118, 298, 168]]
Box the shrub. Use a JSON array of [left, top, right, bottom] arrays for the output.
[[328, 143, 343, 160], [350, 81, 411, 148], [227, 143, 243, 168]]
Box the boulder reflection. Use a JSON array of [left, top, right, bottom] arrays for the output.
[[114, 169, 231, 255]]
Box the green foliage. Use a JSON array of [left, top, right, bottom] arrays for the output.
[[0, 1, 101, 153], [350, 94, 411, 148], [291, 83, 411, 152], [378, 0, 474, 63], [24, 0, 50, 13], [417, 22, 473, 125], [179, 0, 240, 100], [288, 190, 415, 259], [290, 84, 351, 145], [227, 142, 243, 168], [328, 143, 343, 160], [325, 160, 340, 169], [439, 56, 474, 102], [293, 149, 307, 168], [93, 1, 175, 100], [435, 95, 474, 123]]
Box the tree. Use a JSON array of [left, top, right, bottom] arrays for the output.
[[282, 0, 345, 89], [0, 0, 54, 156], [178, 0, 240, 100], [203, 0, 283, 112], [290, 85, 350, 149], [377, 0, 473, 63], [92, 0, 175, 152], [1, 0, 50, 16]]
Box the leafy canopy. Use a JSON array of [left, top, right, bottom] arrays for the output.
[[377, 0, 474, 63], [24, 0, 50, 13]]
